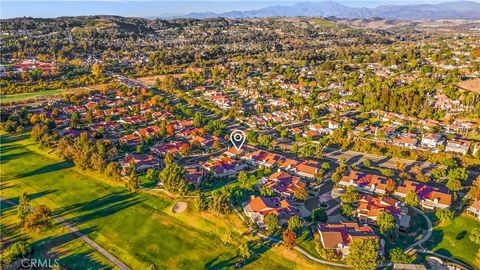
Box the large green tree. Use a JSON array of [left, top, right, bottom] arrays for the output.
[[346, 238, 379, 270]]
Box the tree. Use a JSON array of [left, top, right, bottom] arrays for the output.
[[469, 228, 480, 244], [127, 170, 141, 192], [238, 243, 252, 261], [377, 212, 397, 239], [389, 247, 414, 263], [404, 190, 419, 207], [346, 238, 379, 270], [91, 63, 103, 77], [209, 189, 231, 214], [86, 110, 94, 124], [342, 186, 359, 204], [385, 178, 397, 194], [70, 112, 79, 128], [446, 178, 463, 192], [264, 213, 279, 232], [435, 208, 454, 224], [194, 193, 208, 211], [448, 168, 468, 182], [179, 143, 191, 156], [0, 241, 31, 265], [287, 215, 303, 234], [311, 208, 328, 223], [24, 205, 52, 232], [294, 186, 308, 201], [282, 228, 297, 249], [105, 162, 121, 181], [17, 192, 31, 225], [260, 186, 275, 197], [341, 204, 354, 218], [159, 159, 187, 195], [238, 171, 248, 186], [362, 159, 371, 168]]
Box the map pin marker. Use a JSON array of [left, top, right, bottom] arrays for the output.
[[230, 130, 246, 151]]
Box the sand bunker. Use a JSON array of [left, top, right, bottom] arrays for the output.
[[172, 202, 187, 213]]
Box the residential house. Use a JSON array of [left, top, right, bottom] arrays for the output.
[[261, 171, 306, 199], [119, 133, 143, 146], [120, 153, 160, 174], [395, 180, 452, 210], [445, 139, 471, 155], [338, 170, 389, 195], [185, 166, 205, 186], [150, 141, 189, 157], [421, 133, 444, 149], [355, 195, 410, 230], [241, 150, 284, 168], [467, 200, 480, 220], [202, 156, 247, 178], [317, 221, 384, 258], [393, 133, 418, 149], [243, 196, 299, 228]]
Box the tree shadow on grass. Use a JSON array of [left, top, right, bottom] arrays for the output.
[[373, 156, 391, 167], [14, 161, 73, 179], [346, 154, 363, 165], [0, 189, 57, 211], [0, 144, 24, 154], [33, 227, 97, 257], [56, 191, 144, 227], [34, 232, 115, 270], [0, 152, 29, 165], [204, 238, 276, 270], [58, 250, 114, 270], [0, 133, 29, 144]]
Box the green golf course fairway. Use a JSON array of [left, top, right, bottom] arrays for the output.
[[0, 133, 244, 269], [0, 89, 66, 103], [0, 133, 331, 269]]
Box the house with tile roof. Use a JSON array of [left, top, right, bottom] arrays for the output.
[[202, 156, 247, 178], [445, 139, 471, 155], [338, 170, 389, 195], [467, 200, 480, 220], [261, 171, 306, 199], [394, 180, 452, 210], [120, 153, 160, 174], [355, 195, 410, 229], [243, 196, 299, 228], [317, 221, 384, 258]]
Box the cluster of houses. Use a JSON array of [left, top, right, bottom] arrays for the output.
[[338, 170, 453, 210]]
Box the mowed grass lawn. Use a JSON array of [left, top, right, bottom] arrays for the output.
[[0, 201, 115, 269], [424, 213, 480, 267], [0, 133, 333, 269], [0, 133, 245, 269], [0, 89, 66, 103]]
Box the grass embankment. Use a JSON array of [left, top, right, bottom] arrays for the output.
[[424, 213, 480, 267], [1, 89, 67, 103], [0, 133, 333, 269]]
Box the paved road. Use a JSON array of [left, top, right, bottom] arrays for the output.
[[0, 198, 130, 270], [406, 207, 433, 252], [323, 147, 480, 176]]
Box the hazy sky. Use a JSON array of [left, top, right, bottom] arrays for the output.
[[1, 0, 475, 19]]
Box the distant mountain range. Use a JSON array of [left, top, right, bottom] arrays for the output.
[[174, 1, 480, 20]]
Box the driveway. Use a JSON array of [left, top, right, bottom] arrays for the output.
[[304, 181, 341, 216]]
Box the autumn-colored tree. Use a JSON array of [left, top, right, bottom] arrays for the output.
[[385, 178, 397, 194], [166, 124, 175, 136], [282, 228, 296, 249], [179, 144, 191, 156]]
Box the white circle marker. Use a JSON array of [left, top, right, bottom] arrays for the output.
[[230, 130, 246, 151]]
